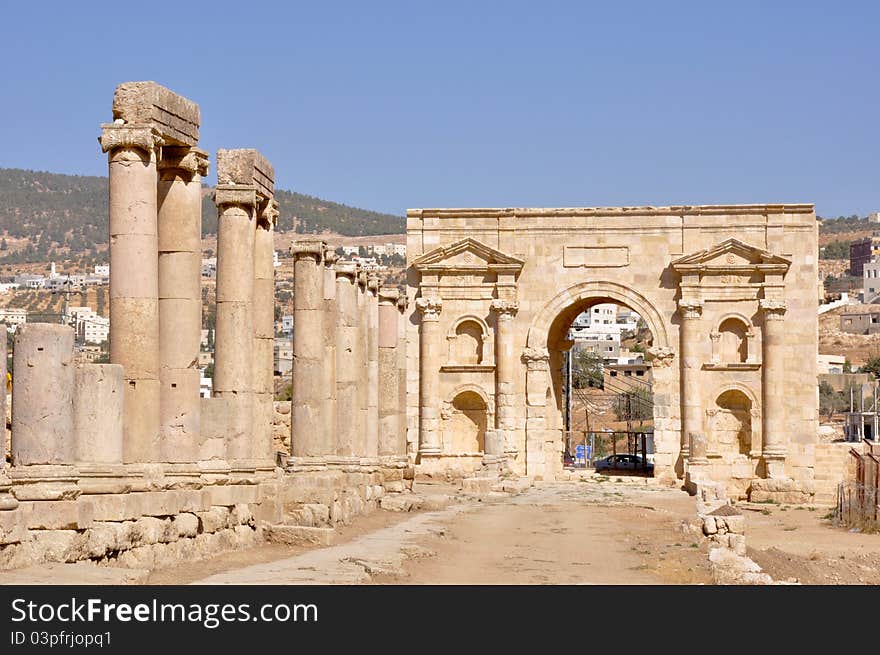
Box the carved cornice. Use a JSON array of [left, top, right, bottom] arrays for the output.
[[99, 123, 163, 156], [645, 345, 675, 368], [213, 184, 257, 211], [759, 299, 787, 320], [678, 299, 704, 319], [415, 296, 442, 320], [490, 299, 519, 318]]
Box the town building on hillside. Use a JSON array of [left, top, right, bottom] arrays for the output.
[[0, 307, 27, 330], [850, 235, 880, 277], [274, 338, 293, 375], [202, 257, 217, 277], [840, 305, 880, 335], [14, 274, 45, 289], [604, 362, 653, 391], [94, 264, 110, 277], [864, 260, 880, 303]]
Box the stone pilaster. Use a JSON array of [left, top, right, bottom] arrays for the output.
[[100, 122, 162, 465], [212, 182, 257, 470], [289, 240, 327, 464], [678, 300, 703, 467], [760, 299, 787, 478], [253, 199, 278, 471], [157, 146, 208, 468], [378, 287, 400, 457], [355, 271, 368, 457], [334, 262, 359, 460], [489, 299, 519, 463], [365, 274, 380, 459], [416, 296, 443, 457]]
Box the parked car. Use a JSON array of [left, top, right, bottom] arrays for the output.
[[594, 454, 654, 473]]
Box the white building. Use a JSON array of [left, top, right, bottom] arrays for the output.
[[14, 275, 45, 289], [0, 307, 27, 329], [282, 315, 293, 335], [94, 264, 110, 277], [202, 257, 217, 278], [864, 260, 880, 303], [80, 316, 109, 344]]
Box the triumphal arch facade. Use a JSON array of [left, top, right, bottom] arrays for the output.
[[405, 205, 819, 501]]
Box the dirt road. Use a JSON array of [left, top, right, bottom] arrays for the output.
[[188, 480, 713, 585]]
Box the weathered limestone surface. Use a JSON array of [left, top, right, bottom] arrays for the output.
[[406, 205, 819, 494], [73, 364, 124, 465], [11, 324, 75, 466], [378, 288, 400, 457]]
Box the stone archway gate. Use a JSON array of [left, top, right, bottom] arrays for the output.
[[406, 205, 819, 500]]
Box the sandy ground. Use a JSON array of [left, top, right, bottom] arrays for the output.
[[178, 479, 713, 585], [5, 478, 878, 585]]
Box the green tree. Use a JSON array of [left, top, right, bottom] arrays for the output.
[[571, 349, 604, 388], [860, 354, 880, 378]]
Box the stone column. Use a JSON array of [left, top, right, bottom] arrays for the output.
[[416, 297, 443, 457], [213, 183, 257, 470], [100, 123, 162, 464], [760, 299, 788, 478], [378, 287, 400, 457], [365, 274, 380, 459], [678, 300, 703, 467], [335, 262, 359, 460], [290, 240, 327, 462], [355, 271, 368, 456], [157, 146, 208, 467], [11, 324, 75, 466], [489, 300, 519, 460], [396, 296, 408, 457], [0, 324, 7, 490], [74, 363, 124, 464], [253, 200, 278, 471], [322, 249, 339, 460]]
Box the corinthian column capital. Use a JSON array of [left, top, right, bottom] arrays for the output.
[[490, 299, 519, 319], [678, 299, 703, 319], [213, 184, 257, 211], [415, 296, 442, 321], [759, 299, 787, 320]]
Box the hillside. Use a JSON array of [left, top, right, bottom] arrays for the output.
[[0, 167, 404, 264]]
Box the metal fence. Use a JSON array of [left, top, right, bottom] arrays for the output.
[[835, 482, 880, 532], [563, 430, 652, 472]]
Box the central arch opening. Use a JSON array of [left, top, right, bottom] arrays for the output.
[[548, 299, 657, 477]]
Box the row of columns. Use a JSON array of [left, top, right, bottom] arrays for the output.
[[679, 299, 788, 478], [212, 148, 277, 475], [290, 241, 407, 465], [0, 85, 280, 501]]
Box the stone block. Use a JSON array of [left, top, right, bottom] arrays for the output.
[[112, 81, 200, 146], [725, 515, 746, 534], [729, 534, 747, 556], [380, 495, 415, 512], [263, 524, 336, 547], [304, 503, 330, 526], [21, 500, 94, 530], [31, 530, 88, 563], [207, 484, 259, 506], [702, 516, 717, 535], [174, 513, 199, 539], [0, 509, 27, 545], [230, 503, 254, 527], [196, 507, 228, 534]]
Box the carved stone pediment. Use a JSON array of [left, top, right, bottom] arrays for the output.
[[671, 238, 790, 276], [412, 238, 524, 275]]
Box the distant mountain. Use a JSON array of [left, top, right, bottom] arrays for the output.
[[0, 167, 404, 264]]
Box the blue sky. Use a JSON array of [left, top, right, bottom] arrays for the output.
[[1, 1, 877, 218]]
